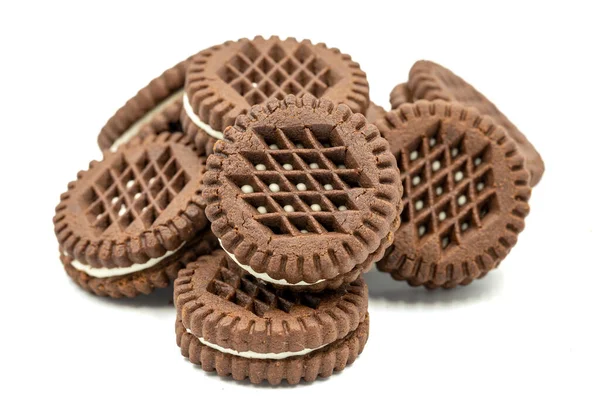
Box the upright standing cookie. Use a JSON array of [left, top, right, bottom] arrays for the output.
[[175, 250, 369, 385], [408, 60, 544, 186], [182, 36, 370, 154], [375, 101, 531, 288], [54, 133, 212, 297], [202, 94, 402, 291], [97, 58, 190, 152], [389, 82, 413, 109]]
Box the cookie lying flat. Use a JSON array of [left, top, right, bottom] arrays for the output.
[[375, 101, 531, 289], [389, 82, 413, 109], [175, 250, 369, 385], [54, 133, 210, 297], [97, 58, 190, 152], [408, 60, 544, 186], [202, 94, 402, 291], [182, 36, 370, 156]]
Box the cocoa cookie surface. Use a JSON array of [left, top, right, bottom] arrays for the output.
[[408, 60, 544, 186], [182, 36, 370, 149], [365, 101, 387, 123], [203, 94, 402, 290], [98, 58, 190, 152], [174, 250, 369, 384], [389, 82, 412, 109], [54, 133, 208, 295], [375, 101, 531, 288]]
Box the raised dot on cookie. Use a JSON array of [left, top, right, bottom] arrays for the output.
[[282, 163, 293, 170], [432, 160, 441, 172], [337, 164, 346, 169], [410, 151, 418, 161], [134, 193, 142, 200], [118, 204, 127, 217], [435, 186, 443, 195], [438, 211, 447, 221], [323, 184, 333, 190], [251, 82, 258, 88], [283, 205, 294, 212], [309, 163, 319, 169], [457, 195, 467, 206], [454, 171, 464, 182], [269, 183, 280, 192], [96, 214, 102, 220], [269, 144, 279, 150], [474, 157, 482, 166], [476, 182, 485, 191], [111, 197, 119, 205], [461, 222, 469, 231], [149, 177, 156, 185], [241, 185, 254, 194], [418, 225, 426, 236], [142, 206, 148, 213], [311, 204, 322, 212], [442, 236, 449, 248], [412, 176, 421, 186], [126, 180, 135, 189], [300, 229, 308, 233], [255, 164, 266, 171], [415, 200, 424, 211], [429, 137, 437, 147], [257, 206, 267, 214], [296, 183, 307, 191], [338, 205, 348, 211], [296, 143, 304, 149], [451, 147, 459, 157]]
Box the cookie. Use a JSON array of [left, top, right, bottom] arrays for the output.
[[389, 82, 412, 109], [408, 60, 544, 186], [54, 133, 209, 297], [174, 250, 369, 384], [375, 101, 531, 289], [97, 58, 189, 152], [202, 94, 402, 291], [364, 101, 387, 123], [182, 36, 370, 153]]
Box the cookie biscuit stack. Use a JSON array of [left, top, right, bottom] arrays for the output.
[[53, 35, 543, 385]]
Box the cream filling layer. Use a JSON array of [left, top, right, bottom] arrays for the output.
[[67, 242, 186, 278], [219, 239, 326, 286], [110, 89, 184, 152], [182, 93, 224, 140], [185, 328, 328, 360]]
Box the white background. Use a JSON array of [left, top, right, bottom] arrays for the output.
[[1, 1, 598, 399]]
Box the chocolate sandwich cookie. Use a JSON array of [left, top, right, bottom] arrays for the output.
[[408, 60, 544, 186], [54, 133, 210, 297], [175, 250, 369, 384], [202, 94, 402, 291], [97, 58, 190, 152], [375, 101, 531, 289], [389, 82, 412, 109], [182, 36, 370, 155]]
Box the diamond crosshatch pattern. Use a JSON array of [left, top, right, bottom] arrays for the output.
[[226, 124, 370, 236], [396, 122, 499, 251], [207, 258, 321, 317], [217, 41, 340, 105], [81, 147, 190, 235]]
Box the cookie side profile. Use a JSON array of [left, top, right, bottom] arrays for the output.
[[174, 250, 369, 384], [202, 94, 402, 290], [389, 82, 413, 109], [408, 60, 544, 186], [375, 101, 531, 288], [54, 133, 208, 296], [182, 36, 370, 148]]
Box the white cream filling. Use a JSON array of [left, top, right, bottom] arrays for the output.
[[219, 239, 327, 286], [109, 89, 184, 152], [185, 328, 328, 360], [182, 93, 224, 140], [66, 242, 185, 278]]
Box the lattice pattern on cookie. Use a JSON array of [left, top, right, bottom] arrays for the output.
[[80, 147, 190, 235], [217, 41, 340, 105], [396, 121, 498, 251], [207, 258, 321, 317], [225, 124, 372, 236]]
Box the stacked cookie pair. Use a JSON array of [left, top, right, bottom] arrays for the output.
[[53, 35, 543, 385]]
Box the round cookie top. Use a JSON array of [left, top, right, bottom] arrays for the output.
[[408, 60, 544, 186], [54, 133, 207, 269], [184, 36, 370, 135], [375, 101, 531, 288], [175, 250, 368, 354], [202, 94, 402, 285]]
